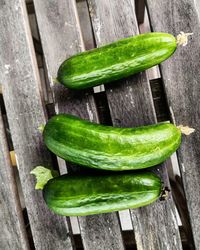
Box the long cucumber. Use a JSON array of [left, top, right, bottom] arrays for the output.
[[43, 171, 162, 216], [43, 114, 181, 171], [57, 32, 177, 89]]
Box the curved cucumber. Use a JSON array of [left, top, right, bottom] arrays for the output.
[[43, 114, 181, 171], [43, 172, 162, 216], [57, 32, 177, 89]]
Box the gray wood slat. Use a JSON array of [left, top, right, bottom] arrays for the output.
[[76, 0, 95, 50], [0, 110, 29, 250], [146, 0, 200, 248], [0, 1, 73, 249], [87, 0, 183, 249], [196, 0, 200, 16], [33, 1, 124, 249]]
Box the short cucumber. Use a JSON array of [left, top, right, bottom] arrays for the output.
[[43, 171, 162, 216], [43, 114, 181, 171], [57, 32, 177, 89]]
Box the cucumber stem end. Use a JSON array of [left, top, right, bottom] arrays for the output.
[[160, 187, 170, 201], [177, 125, 195, 135], [176, 32, 193, 46]]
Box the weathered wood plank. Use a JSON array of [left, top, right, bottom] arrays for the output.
[[170, 176, 194, 248], [33, 1, 124, 249], [0, 1, 74, 249], [0, 110, 29, 250], [146, 0, 200, 248], [79, 214, 125, 250], [87, 0, 183, 249], [76, 0, 95, 50]]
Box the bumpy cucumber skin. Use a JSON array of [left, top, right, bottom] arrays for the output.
[[57, 32, 176, 89], [43, 114, 181, 171], [43, 172, 162, 216]]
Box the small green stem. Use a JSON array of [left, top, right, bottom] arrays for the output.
[[38, 124, 45, 133]]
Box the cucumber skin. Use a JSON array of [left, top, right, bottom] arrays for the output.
[[43, 114, 181, 171], [57, 32, 176, 89], [43, 172, 162, 216]]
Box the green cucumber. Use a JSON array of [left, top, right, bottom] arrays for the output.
[[57, 32, 177, 89], [43, 114, 181, 171], [43, 171, 162, 216]]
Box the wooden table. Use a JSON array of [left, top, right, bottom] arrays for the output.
[[0, 0, 199, 249]]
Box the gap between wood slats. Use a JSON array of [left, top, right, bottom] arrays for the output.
[[135, 0, 145, 24]]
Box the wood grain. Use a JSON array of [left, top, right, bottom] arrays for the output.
[[170, 176, 194, 248], [146, 0, 200, 248], [0, 110, 29, 250], [79, 214, 125, 250], [0, 1, 74, 249], [76, 0, 95, 50], [33, 1, 124, 249], [87, 0, 183, 249]]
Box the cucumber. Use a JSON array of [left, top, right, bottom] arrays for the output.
[[43, 171, 162, 216], [43, 114, 181, 171], [57, 32, 176, 89]]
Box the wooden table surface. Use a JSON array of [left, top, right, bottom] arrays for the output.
[[0, 0, 199, 249]]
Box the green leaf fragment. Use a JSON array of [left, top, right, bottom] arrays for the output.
[[30, 166, 59, 190]]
